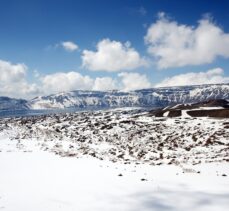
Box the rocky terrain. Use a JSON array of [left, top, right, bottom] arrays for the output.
[[1, 105, 228, 166], [151, 99, 229, 118], [1, 102, 229, 211]]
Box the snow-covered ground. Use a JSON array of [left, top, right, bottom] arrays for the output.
[[0, 108, 229, 210], [0, 138, 229, 211]]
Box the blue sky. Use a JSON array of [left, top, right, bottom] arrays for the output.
[[0, 0, 228, 98]]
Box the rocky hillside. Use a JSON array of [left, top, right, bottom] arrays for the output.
[[0, 97, 29, 110], [150, 99, 229, 118], [0, 83, 228, 110], [29, 83, 229, 110]]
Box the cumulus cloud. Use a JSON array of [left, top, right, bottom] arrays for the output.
[[82, 39, 148, 72], [145, 13, 229, 69], [155, 68, 229, 87], [0, 60, 27, 82], [41, 72, 94, 93], [93, 77, 118, 91], [61, 41, 78, 52], [118, 72, 151, 91], [0, 60, 40, 98]]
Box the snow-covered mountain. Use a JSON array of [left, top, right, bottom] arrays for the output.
[[0, 84, 228, 110], [29, 84, 229, 110], [0, 97, 29, 110]]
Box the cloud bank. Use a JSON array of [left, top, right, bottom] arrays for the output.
[[155, 68, 229, 87], [118, 72, 151, 91], [41, 71, 151, 93], [41, 72, 94, 93], [93, 77, 118, 91]]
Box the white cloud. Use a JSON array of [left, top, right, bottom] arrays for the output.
[[82, 39, 148, 72], [61, 41, 78, 52], [145, 13, 229, 69], [118, 72, 151, 91], [41, 72, 94, 93], [93, 77, 118, 91], [0, 60, 40, 99], [0, 60, 27, 83], [41, 71, 151, 94], [155, 68, 229, 87], [41, 72, 119, 93]]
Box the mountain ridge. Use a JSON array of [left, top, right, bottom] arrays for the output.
[[1, 83, 229, 110]]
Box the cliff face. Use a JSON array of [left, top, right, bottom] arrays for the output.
[[0, 84, 228, 110], [28, 84, 229, 110]]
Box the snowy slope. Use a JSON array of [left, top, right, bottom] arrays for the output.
[[29, 84, 229, 110], [0, 107, 229, 211], [0, 148, 229, 211]]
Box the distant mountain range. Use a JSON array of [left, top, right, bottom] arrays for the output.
[[1, 84, 229, 110]]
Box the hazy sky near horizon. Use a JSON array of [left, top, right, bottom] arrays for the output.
[[0, 0, 229, 98]]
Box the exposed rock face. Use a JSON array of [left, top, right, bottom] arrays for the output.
[[187, 109, 229, 118], [150, 99, 229, 118]]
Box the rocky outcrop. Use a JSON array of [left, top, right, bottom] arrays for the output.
[[150, 99, 229, 118]]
